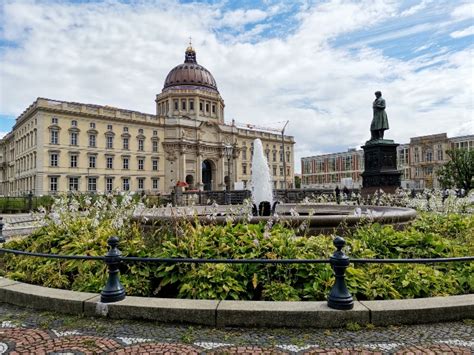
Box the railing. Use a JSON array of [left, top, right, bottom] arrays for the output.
[[0, 220, 472, 310]]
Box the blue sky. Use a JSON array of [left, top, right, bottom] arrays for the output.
[[0, 0, 473, 170]]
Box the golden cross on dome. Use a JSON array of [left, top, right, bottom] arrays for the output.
[[188, 36, 192, 47]]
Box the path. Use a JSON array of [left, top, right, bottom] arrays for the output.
[[0, 303, 472, 354]]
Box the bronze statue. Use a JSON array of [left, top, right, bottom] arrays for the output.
[[370, 91, 389, 140]]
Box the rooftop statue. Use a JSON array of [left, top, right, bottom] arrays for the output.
[[370, 91, 389, 140]]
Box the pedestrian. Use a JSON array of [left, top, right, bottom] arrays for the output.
[[335, 186, 341, 204]]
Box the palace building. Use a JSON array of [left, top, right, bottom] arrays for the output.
[[0, 45, 295, 196]]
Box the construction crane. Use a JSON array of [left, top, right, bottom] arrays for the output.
[[231, 120, 286, 134], [231, 119, 291, 189]]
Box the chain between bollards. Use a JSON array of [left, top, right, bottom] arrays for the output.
[[100, 236, 126, 303], [327, 236, 354, 310]]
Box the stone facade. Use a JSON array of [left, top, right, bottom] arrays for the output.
[[0, 47, 295, 196]]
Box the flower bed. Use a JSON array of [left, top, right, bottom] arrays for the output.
[[1, 193, 472, 301]]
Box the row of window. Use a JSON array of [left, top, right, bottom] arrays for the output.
[[241, 149, 291, 163], [50, 153, 160, 171], [49, 176, 160, 192], [53, 117, 156, 136], [241, 163, 290, 176], [302, 157, 360, 174], [50, 131, 160, 152], [157, 99, 218, 116]]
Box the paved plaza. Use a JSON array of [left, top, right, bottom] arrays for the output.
[[0, 303, 472, 354]]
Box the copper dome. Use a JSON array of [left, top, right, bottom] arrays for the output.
[[163, 47, 218, 92]]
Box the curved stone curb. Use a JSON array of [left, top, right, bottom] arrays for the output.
[[0, 277, 472, 328]]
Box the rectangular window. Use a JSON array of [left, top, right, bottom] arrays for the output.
[[138, 178, 144, 190], [153, 130, 158, 136], [51, 130, 59, 144], [106, 178, 113, 192], [174, 100, 178, 110], [71, 120, 77, 127], [152, 141, 158, 152], [273, 166, 277, 176], [107, 124, 113, 131], [106, 136, 113, 149], [123, 157, 129, 169], [138, 158, 144, 170], [437, 150, 443, 161], [205, 103, 209, 112], [52, 117, 58, 125], [122, 178, 130, 191], [89, 134, 96, 148], [138, 139, 144, 151], [212, 104, 216, 113], [88, 177, 97, 192], [69, 177, 79, 191], [152, 159, 158, 171], [90, 122, 96, 129], [242, 149, 247, 160], [280, 166, 284, 176], [152, 178, 159, 190], [182, 100, 186, 110], [50, 153, 58, 167], [89, 155, 96, 168], [70, 155, 78, 168], [123, 127, 128, 132], [242, 164, 247, 175], [138, 128, 144, 134], [123, 138, 129, 150], [106, 157, 113, 169], [272, 151, 276, 162], [50, 177, 58, 192], [70, 132, 78, 146], [189, 100, 194, 111], [199, 102, 203, 111]]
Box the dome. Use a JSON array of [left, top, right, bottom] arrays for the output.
[[163, 47, 218, 93]]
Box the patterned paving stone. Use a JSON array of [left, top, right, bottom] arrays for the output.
[[0, 303, 472, 354]]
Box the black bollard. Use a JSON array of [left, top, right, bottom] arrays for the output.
[[327, 236, 354, 310], [101, 236, 126, 303], [0, 217, 5, 243]]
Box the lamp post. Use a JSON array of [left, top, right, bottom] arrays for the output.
[[281, 120, 289, 190], [224, 144, 233, 191]]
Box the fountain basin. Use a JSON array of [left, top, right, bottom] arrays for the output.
[[135, 204, 417, 235]]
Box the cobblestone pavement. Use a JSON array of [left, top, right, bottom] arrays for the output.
[[0, 303, 472, 354]]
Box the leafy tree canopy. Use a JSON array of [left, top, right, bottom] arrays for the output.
[[437, 148, 474, 191]]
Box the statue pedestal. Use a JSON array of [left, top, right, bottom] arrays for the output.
[[361, 140, 401, 197]]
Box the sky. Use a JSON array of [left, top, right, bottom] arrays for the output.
[[0, 0, 473, 172]]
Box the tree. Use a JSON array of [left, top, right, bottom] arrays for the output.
[[437, 148, 474, 191], [294, 175, 301, 189]]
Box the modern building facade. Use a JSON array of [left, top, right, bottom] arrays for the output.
[[0, 46, 295, 196], [301, 133, 473, 190], [301, 149, 364, 189]]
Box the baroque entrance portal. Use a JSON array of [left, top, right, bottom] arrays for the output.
[[202, 160, 213, 191]]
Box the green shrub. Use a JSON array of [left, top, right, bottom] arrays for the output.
[[1, 195, 473, 301]]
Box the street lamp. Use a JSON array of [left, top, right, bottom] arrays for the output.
[[281, 120, 289, 190], [224, 144, 233, 191]]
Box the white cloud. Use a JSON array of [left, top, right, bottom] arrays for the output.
[[0, 0, 472, 173], [450, 2, 474, 21], [450, 25, 474, 38]]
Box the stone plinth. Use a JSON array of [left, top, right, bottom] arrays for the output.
[[361, 140, 401, 196]]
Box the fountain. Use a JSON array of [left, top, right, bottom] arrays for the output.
[[136, 142, 416, 234], [251, 139, 274, 216]]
